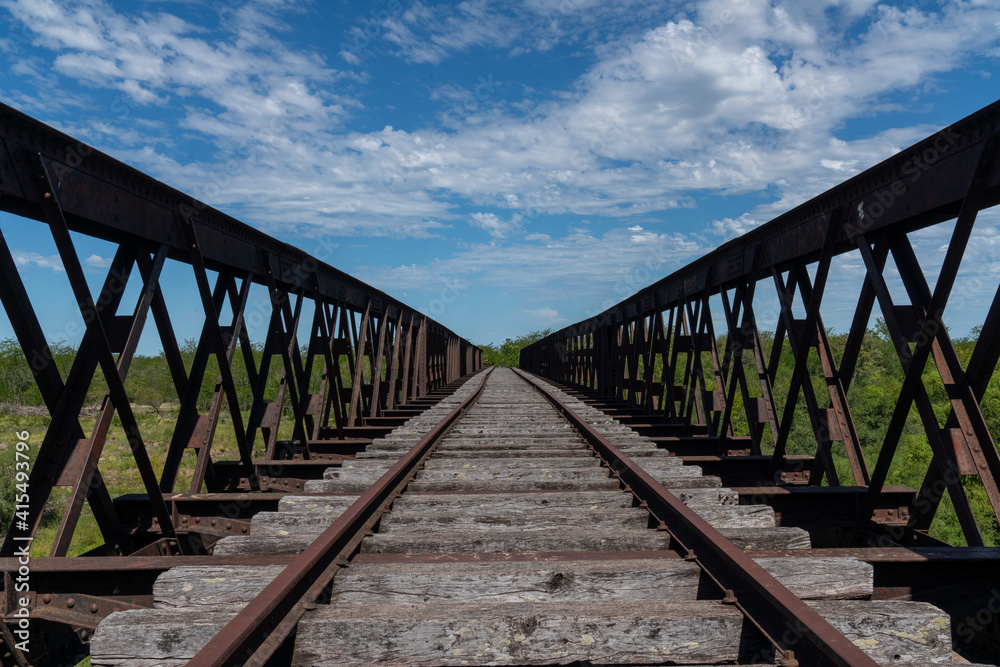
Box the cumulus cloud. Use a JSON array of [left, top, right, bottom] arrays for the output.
[[3, 0, 1000, 331], [523, 306, 566, 327], [12, 251, 64, 272]]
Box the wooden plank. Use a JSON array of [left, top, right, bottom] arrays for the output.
[[379, 509, 650, 533], [755, 557, 872, 599], [361, 528, 672, 555], [90, 608, 237, 667], [388, 491, 633, 512], [331, 559, 702, 605], [154, 566, 286, 609], [808, 600, 952, 664], [292, 600, 746, 666]]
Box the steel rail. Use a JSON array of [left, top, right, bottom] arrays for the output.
[[513, 368, 878, 667], [536, 99, 1000, 339], [187, 368, 493, 667]]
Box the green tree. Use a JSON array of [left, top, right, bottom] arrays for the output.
[[480, 329, 552, 367]]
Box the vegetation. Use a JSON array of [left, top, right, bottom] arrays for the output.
[[0, 320, 998, 554], [479, 329, 551, 367]]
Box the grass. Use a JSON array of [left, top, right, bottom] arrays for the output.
[[1, 404, 291, 557]]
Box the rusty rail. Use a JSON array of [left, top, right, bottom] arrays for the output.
[[520, 98, 1000, 548], [0, 101, 482, 560], [515, 369, 877, 666], [188, 367, 492, 666]]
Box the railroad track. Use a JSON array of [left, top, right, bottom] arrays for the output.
[[89, 367, 987, 666]]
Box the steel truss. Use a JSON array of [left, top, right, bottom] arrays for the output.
[[522, 99, 1000, 547], [0, 102, 482, 565]]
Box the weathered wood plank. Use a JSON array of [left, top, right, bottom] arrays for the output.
[[90, 609, 236, 667], [379, 509, 650, 532], [391, 491, 634, 512], [412, 467, 613, 482], [154, 565, 285, 609], [671, 487, 739, 506], [754, 556, 872, 599], [691, 505, 775, 528], [719, 527, 811, 550], [212, 534, 316, 555], [360, 528, 673, 554], [277, 495, 358, 512], [331, 559, 703, 605], [292, 600, 746, 666], [809, 600, 953, 664], [403, 478, 622, 492], [421, 458, 608, 470]]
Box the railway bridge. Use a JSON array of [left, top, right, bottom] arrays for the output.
[[2, 99, 1000, 666]]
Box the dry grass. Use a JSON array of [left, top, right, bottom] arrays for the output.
[[8, 404, 288, 557]]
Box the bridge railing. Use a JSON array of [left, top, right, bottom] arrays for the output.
[[0, 102, 481, 558], [521, 99, 1000, 547]]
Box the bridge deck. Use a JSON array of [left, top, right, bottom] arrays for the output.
[[88, 369, 988, 666]]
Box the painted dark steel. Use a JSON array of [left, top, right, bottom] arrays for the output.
[[520, 99, 1000, 546], [0, 102, 482, 560]]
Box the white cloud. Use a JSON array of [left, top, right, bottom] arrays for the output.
[[0, 0, 349, 135], [469, 212, 521, 239], [3, 0, 999, 247], [84, 253, 112, 269], [359, 224, 708, 313], [12, 251, 64, 272], [523, 306, 566, 327]]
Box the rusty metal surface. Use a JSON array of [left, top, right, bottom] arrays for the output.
[[515, 368, 878, 667], [0, 104, 482, 560], [187, 368, 493, 667], [520, 100, 1000, 548]]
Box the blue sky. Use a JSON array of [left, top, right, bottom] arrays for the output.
[[1, 0, 1000, 354]]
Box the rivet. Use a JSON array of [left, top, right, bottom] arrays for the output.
[[195, 517, 202, 524], [90, 603, 99, 613], [42, 594, 52, 604], [66, 598, 76, 609], [210, 519, 217, 526]]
